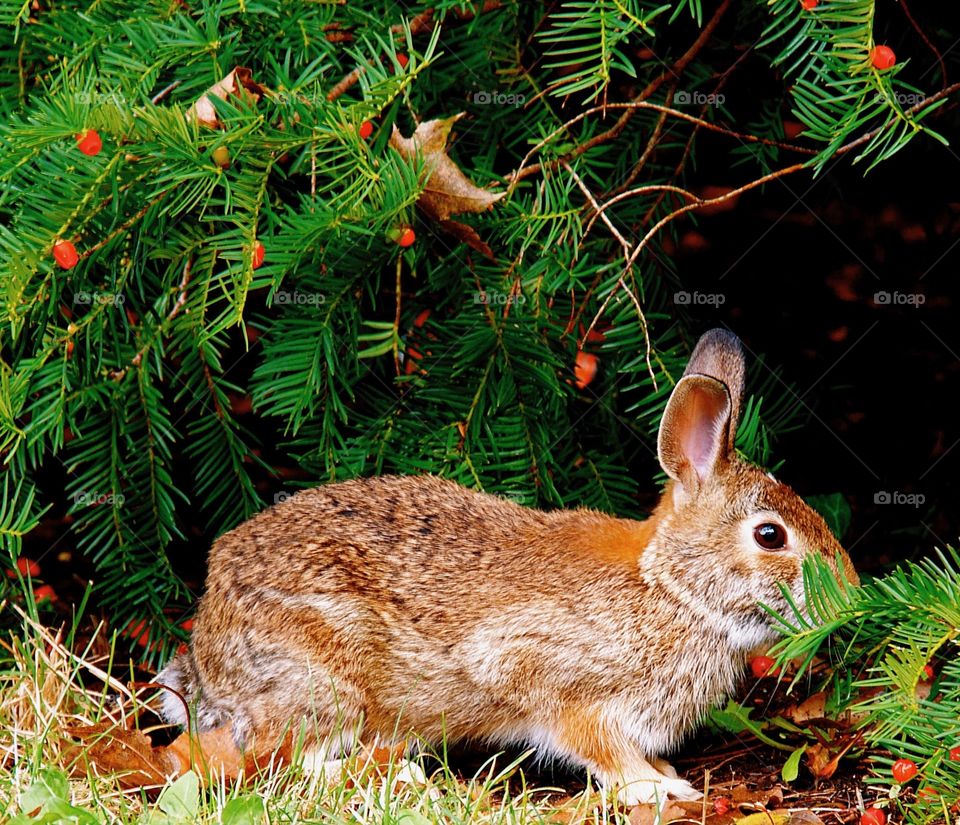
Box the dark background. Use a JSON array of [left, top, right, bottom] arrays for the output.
[[672, 134, 960, 576]]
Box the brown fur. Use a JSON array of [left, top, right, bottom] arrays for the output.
[[156, 329, 857, 803]]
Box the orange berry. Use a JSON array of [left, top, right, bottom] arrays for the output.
[[33, 584, 56, 603], [211, 145, 231, 169], [252, 241, 265, 269], [398, 227, 416, 248], [750, 655, 781, 678], [891, 758, 918, 783], [799, 0, 817, 9], [6, 557, 41, 578], [871, 46, 896, 70], [53, 240, 79, 269], [76, 129, 102, 156], [396, 53, 409, 69], [861, 808, 886, 825], [359, 120, 374, 140], [574, 351, 599, 389]]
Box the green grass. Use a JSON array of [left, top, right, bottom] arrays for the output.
[[0, 602, 624, 825]]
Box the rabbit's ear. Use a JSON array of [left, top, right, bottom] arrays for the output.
[[658, 375, 732, 494], [657, 330, 745, 495], [682, 328, 745, 452]]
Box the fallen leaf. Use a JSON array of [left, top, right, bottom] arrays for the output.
[[437, 219, 495, 259], [786, 692, 827, 724], [186, 67, 265, 128], [804, 742, 840, 780], [63, 723, 179, 787], [389, 114, 505, 222], [788, 811, 825, 825], [629, 799, 699, 825], [735, 812, 790, 825]]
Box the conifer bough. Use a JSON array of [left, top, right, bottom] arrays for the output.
[[0, 1, 955, 670]]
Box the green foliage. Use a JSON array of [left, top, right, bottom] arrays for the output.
[[771, 552, 960, 822], [0, 0, 951, 652]]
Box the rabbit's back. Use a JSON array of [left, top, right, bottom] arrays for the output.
[[183, 475, 655, 747]]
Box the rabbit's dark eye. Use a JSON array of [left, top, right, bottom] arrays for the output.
[[753, 523, 787, 550]]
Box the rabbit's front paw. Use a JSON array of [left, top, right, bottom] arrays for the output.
[[616, 775, 702, 805]]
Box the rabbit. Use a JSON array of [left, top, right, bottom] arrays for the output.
[[156, 328, 858, 804]]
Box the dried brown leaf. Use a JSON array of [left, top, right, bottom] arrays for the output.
[[186, 67, 265, 128], [804, 742, 840, 780], [389, 114, 505, 222], [63, 723, 178, 787], [437, 219, 495, 259], [629, 799, 699, 825], [785, 692, 828, 724]]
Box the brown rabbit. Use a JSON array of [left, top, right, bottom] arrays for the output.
[[157, 329, 857, 803]]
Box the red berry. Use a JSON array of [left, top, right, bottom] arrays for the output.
[[413, 309, 431, 328], [871, 46, 896, 70], [800, 0, 817, 9], [921, 664, 935, 681], [396, 53, 409, 69], [712, 796, 732, 816], [574, 351, 599, 390], [750, 655, 781, 678], [33, 584, 56, 603], [861, 808, 886, 825], [891, 758, 918, 783], [6, 557, 41, 578], [53, 240, 79, 269], [177, 643, 189, 655], [252, 241, 265, 269], [398, 227, 416, 248], [948, 746, 960, 761], [359, 120, 374, 140], [76, 129, 102, 156], [180, 618, 194, 632]]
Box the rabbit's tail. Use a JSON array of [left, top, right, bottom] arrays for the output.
[[155, 648, 227, 731], [154, 649, 199, 727]]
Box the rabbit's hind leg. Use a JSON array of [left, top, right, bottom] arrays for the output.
[[553, 708, 701, 804]]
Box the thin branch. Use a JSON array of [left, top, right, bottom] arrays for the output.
[[508, 0, 732, 187], [563, 162, 656, 387]]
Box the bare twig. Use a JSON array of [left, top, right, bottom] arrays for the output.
[[508, 0, 732, 187]]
